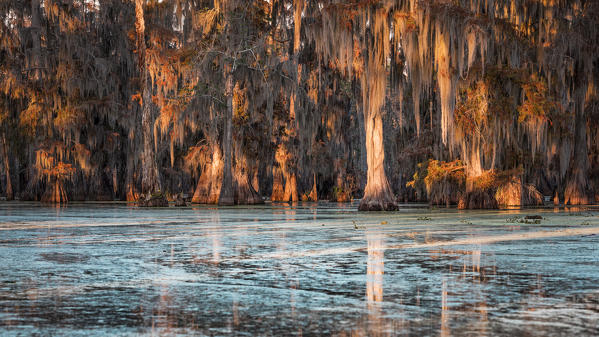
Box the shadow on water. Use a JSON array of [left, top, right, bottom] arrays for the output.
[[0, 203, 598, 336]]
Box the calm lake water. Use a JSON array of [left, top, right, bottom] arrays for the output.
[[0, 202, 598, 336]]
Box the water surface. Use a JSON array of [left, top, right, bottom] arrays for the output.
[[0, 202, 598, 336]]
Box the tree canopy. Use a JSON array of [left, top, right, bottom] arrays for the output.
[[0, 0, 597, 209]]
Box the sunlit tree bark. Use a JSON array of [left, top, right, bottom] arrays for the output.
[[219, 69, 235, 205], [359, 109, 397, 211], [272, 0, 303, 203], [135, 0, 167, 206]]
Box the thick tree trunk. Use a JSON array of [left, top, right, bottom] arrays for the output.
[[233, 142, 262, 204], [30, 0, 42, 81], [2, 133, 13, 200], [192, 167, 212, 204], [219, 71, 235, 206], [283, 172, 298, 202], [252, 167, 260, 195], [359, 112, 397, 211], [135, 0, 167, 207], [303, 173, 317, 202], [234, 166, 263, 205], [272, 145, 298, 202], [234, 172, 262, 204], [125, 160, 139, 202], [495, 175, 543, 206], [271, 165, 285, 201], [564, 109, 590, 205], [140, 85, 163, 196], [271, 0, 303, 204], [191, 143, 223, 204], [41, 178, 67, 204]]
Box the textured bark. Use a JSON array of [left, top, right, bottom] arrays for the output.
[[495, 176, 543, 206], [192, 168, 212, 204], [272, 145, 298, 202], [234, 166, 262, 205], [272, 0, 303, 204], [30, 0, 42, 81], [233, 140, 262, 204], [359, 112, 397, 211], [192, 144, 223, 204], [303, 173, 317, 201], [553, 190, 560, 206], [2, 133, 13, 200], [125, 169, 139, 202], [135, 0, 166, 207], [219, 71, 235, 206], [252, 168, 260, 195], [283, 172, 299, 203], [271, 165, 285, 202], [564, 110, 591, 205], [41, 178, 67, 204]]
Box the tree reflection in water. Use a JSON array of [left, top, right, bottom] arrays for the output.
[[365, 228, 387, 336]]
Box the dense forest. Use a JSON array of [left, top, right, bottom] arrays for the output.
[[0, 0, 597, 210]]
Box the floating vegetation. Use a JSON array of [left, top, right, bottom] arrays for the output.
[[506, 215, 543, 224]]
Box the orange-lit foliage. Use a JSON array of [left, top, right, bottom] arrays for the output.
[[518, 74, 557, 124], [408, 160, 465, 205]]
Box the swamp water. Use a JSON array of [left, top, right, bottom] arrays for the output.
[[0, 202, 598, 336]]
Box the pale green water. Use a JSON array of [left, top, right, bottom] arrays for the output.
[[0, 202, 598, 336]]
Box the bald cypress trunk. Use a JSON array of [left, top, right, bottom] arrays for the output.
[[191, 143, 223, 204], [357, 10, 397, 211], [135, 0, 167, 207], [564, 108, 590, 205], [359, 111, 397, 211], [233, 150, 262, 204], [271, 165, 285, 201], [219, 71, 235, 205], [30, 0, 41, 82], [2, 133, 13, 200], [272, 0, 303, 204]]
